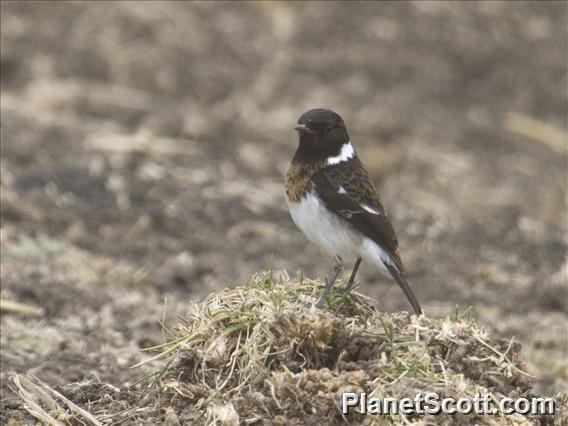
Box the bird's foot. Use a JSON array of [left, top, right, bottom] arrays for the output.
[[334, 281, 359, 297], [315, 277, 333, 308]]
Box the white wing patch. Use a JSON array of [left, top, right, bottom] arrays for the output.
[[338, 186, 347, 194], [327, 142, 355, 165], [361, 204, 379, 215]]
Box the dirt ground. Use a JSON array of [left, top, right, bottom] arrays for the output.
[[1, 1, 566, 424]]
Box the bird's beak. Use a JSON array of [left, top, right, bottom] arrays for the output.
[[294, 124, 311, 133]]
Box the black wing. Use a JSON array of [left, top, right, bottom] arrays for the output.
[[311, 167, 403, 272], [312, 166, 423, 315]]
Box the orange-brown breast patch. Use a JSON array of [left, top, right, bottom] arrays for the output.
[[285, 162, 324, 202]]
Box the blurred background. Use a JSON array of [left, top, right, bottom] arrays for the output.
[[1, 1, 566, 419]]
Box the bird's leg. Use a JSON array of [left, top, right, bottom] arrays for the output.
[[316, 257, 343, 308], [344, 257, 362, 293]]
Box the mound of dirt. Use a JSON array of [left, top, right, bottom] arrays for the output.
[[11, 272, 565, 425]]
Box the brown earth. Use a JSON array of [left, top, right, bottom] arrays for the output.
[[1, 1, 566, 424]]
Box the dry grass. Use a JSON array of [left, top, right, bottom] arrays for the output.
[[11, 375, 102, 426], [10, 271, 565, 425]]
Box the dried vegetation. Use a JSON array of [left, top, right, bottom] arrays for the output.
[[11, 273, 566, 424]]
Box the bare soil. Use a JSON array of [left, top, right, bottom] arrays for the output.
[[1, 1, 566, 424]]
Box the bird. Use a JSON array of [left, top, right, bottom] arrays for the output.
[[285, 108, 423, 315]]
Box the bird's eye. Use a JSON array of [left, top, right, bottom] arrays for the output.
[[324, 126, 333, 134]]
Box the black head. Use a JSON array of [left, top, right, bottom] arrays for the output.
[[293, 108, 350, 163]]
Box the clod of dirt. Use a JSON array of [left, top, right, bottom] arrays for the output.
[[11, 272, 566, 425]]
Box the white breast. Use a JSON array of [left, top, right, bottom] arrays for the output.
[[287, 190, 392, 277], [287, 191, 361, 260]]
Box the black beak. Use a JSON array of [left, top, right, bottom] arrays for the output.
[[294, 124, 312, 133]]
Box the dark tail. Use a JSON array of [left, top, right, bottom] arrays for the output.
[[385, 263, 423, 316]]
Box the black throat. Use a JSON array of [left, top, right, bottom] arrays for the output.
[[292, 135, 344, 164]]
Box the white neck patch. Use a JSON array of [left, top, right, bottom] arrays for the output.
[[326, 142, 355, 165]]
